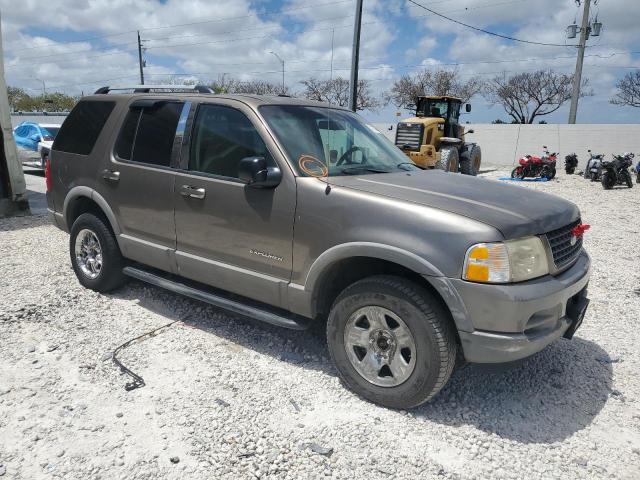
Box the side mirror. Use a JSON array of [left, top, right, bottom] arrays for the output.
[[238, 156, 281, 188], [329, 150, 338, 164], [465, 104, 471, 113]]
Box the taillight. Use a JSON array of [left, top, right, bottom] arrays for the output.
[[45, 158, 52, 191]]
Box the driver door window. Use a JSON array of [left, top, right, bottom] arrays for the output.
[[189, 104, 274, 179]]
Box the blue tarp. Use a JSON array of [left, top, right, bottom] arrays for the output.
[[499, 177, 549, 182]]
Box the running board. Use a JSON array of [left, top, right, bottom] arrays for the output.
[[122, 266, 310, 330]]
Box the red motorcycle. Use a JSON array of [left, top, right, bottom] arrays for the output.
[[511, 146, 557, 180]]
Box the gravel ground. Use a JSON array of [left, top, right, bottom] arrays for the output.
[[1, 170, 639, 479]]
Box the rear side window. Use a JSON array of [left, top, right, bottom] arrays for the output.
[[115, 102, 184, 167], [53, 100, 115, 155]]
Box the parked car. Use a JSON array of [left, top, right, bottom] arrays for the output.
[[13, 121, 61, 169], [47, 86, 591, 409]]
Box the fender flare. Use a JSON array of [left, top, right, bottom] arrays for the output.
[[304, 243, 445, 292], [63, 186, 121, 235], [300, 242, 473, 332]]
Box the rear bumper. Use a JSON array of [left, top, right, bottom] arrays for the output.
[[450, 250, 591, 363]]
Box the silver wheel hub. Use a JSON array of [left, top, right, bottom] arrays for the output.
[[74, 229, 103, 279], [343, 306, 417, 387]]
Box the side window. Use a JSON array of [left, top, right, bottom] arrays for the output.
[[189, 104, 273, 179], [53, 100, 115, 155], [115, 102, 184, 167]]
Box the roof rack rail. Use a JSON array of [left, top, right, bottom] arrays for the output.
[[94, 85, 214, 94]]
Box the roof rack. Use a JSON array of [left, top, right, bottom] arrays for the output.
[[94, 84, 214, 94]]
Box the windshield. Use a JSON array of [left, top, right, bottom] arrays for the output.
[[416, 99, 449, 118], [260, 105, 420, 177]]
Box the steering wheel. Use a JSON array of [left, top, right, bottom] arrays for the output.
[[336, 146, 367, 166]]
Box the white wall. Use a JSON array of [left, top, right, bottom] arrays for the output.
[[373, 123, 640, 170], [11, 115, 68, 128]]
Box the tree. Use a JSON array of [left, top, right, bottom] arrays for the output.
[[385, 68, 483, 111], [483, 70, 589, 124], [610, 70, 640, 108], [7, 86, 29, 111], [300, 77, 380, 111], [6, 87, 78, 112]]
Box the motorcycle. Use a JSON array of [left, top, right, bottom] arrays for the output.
[[600, 153, 634, 190], [565, 153, 578, 174], [511, 146, 557, 180], [584, 150, 605, 180]]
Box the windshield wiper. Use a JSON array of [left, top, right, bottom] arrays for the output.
[[340, 165, 391, 175], [339, 166, 392, 175]]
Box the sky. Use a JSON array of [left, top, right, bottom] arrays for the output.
[[0, 0, 638, 124]]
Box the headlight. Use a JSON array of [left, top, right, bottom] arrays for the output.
[[463, 237, 549, 283]]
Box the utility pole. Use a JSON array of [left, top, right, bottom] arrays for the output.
[[137, 31, 145, 85], [269, 51, 285, 94], [0, 14, 28, 216], [348, 0, 364, 112], [568, 0, 592, 124], [34, 78, 46, 96]]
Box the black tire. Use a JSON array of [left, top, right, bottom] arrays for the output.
[[69, 213, 126, 292], [460, 145, 480, 176], [438, 147, 459, 173], [565, 167, 575, 175], [326, 275, 457, 409], [541, 166, 554, 180], [622, 171, 633, 188], [511, 166, 524, 179], [459, 157, 474, 176], [636, 173, 640, 184], [601, 172, 615, 190]]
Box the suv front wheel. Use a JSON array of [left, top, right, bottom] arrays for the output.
[[327, 275, 457, 409], [70, 213, 126, 292]]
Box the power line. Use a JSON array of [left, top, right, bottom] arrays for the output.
[[407, 0, 578, 47], [5, 0, 356, 53], [6, 0, 525, 61]]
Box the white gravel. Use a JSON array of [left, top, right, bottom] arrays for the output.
[[1, 170, 639, 479]]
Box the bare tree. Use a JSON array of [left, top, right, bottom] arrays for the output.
[[204, 75, 290, 95], [385, 69, 483, 110], [300, 77, 380, 111], [484, 70, 590, 124], [610, 70, 640, 108]]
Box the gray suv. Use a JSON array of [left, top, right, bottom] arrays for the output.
[[47, 85, 591, 408]]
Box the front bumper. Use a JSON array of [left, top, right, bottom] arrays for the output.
[[451, 250, 591, 363]]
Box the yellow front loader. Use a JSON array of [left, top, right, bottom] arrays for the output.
[[394, 96, 481, 175]]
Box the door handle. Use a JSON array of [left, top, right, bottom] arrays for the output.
[[180, 185, 206, 199], [102, 169, 120, 181]]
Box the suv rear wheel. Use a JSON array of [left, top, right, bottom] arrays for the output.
[[69, 213, 126, 292], [326, 275, 457, 409]]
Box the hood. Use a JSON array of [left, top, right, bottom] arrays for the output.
[[329, 170, 580, 239]]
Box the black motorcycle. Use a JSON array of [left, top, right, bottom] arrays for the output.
[[601, 153, 634, 190], [584, 150, 605, 180], [636, 160, 640, 184], [565, 153, 578, 174]]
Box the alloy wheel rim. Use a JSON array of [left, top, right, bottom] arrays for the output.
[[343, 306, 417, 387], [74, 229, 103, 279]]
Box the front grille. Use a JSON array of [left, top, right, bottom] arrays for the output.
[[544, 219, 582, 270], [395, 123, 423, 150]]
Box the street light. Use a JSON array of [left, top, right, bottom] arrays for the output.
[[269, 51, 285, 94]]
